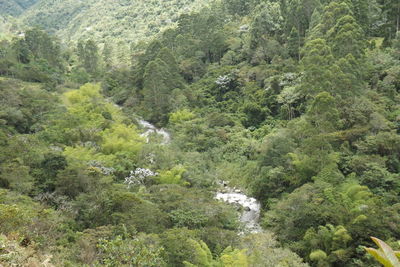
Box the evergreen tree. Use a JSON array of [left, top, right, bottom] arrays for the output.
[[380, 0, 400, 42], [142, 58, 176, 124], [156, 47, 184, 87], [327, 14, 365, 58], [287, 27, 302, 60], [12, 38, 31, 64], [77, 39, 100, 76], [307, 91, 340, 132], [250, 2, 283, 49], [102, 42, 113, 70], [300, 38, 335, 96]]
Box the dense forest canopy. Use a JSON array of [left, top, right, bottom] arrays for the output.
[[0, 0, 38, 16], [20, 0, 213, 50], [0, 0, 400, 266]]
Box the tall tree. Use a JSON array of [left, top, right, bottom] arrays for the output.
[[142, 58, 181, 124], [77, 39, 100, 76], [102, 42, 113, 70]]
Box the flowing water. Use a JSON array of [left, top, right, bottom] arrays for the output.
[[108, 101, 171, 145], [138, 119, 171, 144], [137, 120, 262, 233], [216, 183, 262, 233]]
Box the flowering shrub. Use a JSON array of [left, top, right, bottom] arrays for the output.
[[124, 168, 158, 188], [88, 160, 115, 175], [215, 75, 232, 89]]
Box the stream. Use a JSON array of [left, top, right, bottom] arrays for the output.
[[138, 119, 171, 144], [138, 120, 262, 233], [216, 182, 262, 233]]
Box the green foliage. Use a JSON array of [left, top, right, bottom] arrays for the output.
[[307, 91, 340, 132], [169, 109, 196, 124], [264, 180, 398, 265], [142, 51, 185, 124], [156, 165, 187, 185], [0, 0, 38, 16], [77, 39, 100, 76], [74, 185, 168, 233], [309, 250, 328, 266], [0, 188, 71, 252], [250, 2, 283, 48], [0, 233, 51, 266], [0, 28, 65, 86], [161, 228, 199, 267], [96, 235, 165, 267], [148, 185, 240, 231], [304, 224, 352, 264], [219, 246, 249, 267], [0, 1, 399, 266], [183, 239, 217, 267], [240, 233, 309, 267], [20, 0, 212, 47], [101, 123, 143, 156], [0, 78, 60, 133]]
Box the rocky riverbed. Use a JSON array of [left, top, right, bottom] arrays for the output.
[[216, 182, 262, 233]]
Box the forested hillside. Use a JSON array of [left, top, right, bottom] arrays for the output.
[[0, 0, 38, 16], [20, 0, 212, 46], [0, 0, 400, 266]]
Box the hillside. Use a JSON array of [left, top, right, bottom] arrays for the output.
[[20, 0, 212, 45], [0, 0, 400, 266], [0, 0, 38, 16]]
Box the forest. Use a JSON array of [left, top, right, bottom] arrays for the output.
[[0, 0, 399, 266]]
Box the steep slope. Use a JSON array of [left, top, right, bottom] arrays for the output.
[[0, 0, 39, 16], [20, 0, 211, 45], [0, 15, 18, 39]]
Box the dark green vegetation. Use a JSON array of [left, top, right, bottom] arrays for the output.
[[0, 0, 400, 266]]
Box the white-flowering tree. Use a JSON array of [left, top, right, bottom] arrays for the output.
[[124, 168, 158, 188]]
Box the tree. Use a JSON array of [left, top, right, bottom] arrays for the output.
[[138, 40, 162, 70], [287, 27, 302, 60], [77, 39, 100, 76], [222, 0, 251, 16], [183, 239, 217, 267], [96, 235, 166, 267], [250, 2, 283, 49], [219, 246, 249, 267], [102, 42, 113, 70], [12, 38, 31, 64], [327, 14, 365, 59], [240, 233, 308, 267], [380, 0, 400, 43], [142, 53, 184, 124], [307, 91, 340, 133], [24, 27, 63, 69], [300, 38, 335, 96], [142, 59, 172, 124], [282, 0, 322, 37], [304, 224, 352, 265], [156, 47, 184, 85]]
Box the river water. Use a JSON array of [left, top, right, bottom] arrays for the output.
[[138, 119, 262, 233], [216, 184, 262, 233], [138, 119, 171, 144]]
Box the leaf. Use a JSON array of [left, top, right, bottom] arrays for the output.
[[365, 237, 400, 267], [366, 248, 392, 267]]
